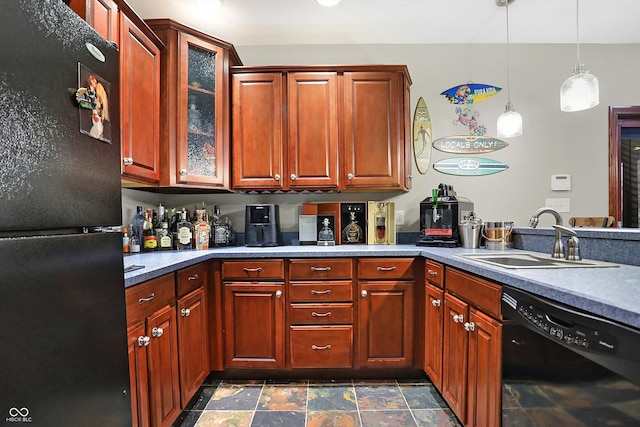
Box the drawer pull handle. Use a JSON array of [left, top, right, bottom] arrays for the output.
[[427, 270, 438, 277], [311, 344, 332, 350], [312, 311, 332, 317], [188, 274, 199, 281], [243, 267, 263, 273], [138, 293, 155, 304], [432, 299, 441, 307], [310, 266, 332, 272], [453, 314, 464, 324], [311, 289, 331, 295], [376, 266, 397, 271]]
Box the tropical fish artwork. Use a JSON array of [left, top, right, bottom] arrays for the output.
[[441, 83, 502, 105], [452, 107, 487, 136]]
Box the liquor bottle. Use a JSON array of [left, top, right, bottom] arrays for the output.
[[122, 227, 130, 253], [142, 209, 157, 251], [342, 211, 364, 243], [375, 202, 387, 244], [211, 205, 228, 247], [223, 216, 236, 246], [131, 206, 144, 250], [156, 221, 173, 251], [175, 210, 193, 250], [129, 223, 141, 253], [193, 209, 211, 250]]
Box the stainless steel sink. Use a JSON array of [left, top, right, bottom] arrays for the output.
[[456, 252, 619, 269]]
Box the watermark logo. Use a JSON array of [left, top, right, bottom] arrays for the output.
[[6, 407, 31, 423]]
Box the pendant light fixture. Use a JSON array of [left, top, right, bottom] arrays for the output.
[[316, 0, 341, 6], [496, 0, 523, 138], [560, 0, 599, 112]]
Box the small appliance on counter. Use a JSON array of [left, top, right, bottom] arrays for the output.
[[417, 183, 474, 247], [245, 204, 280, 247]]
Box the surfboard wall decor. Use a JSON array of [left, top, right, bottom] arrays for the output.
[[441, 83, 502, 104], [433, 135, 508, 154], [412, 96, 432, 174], [433, 157, 509, 176]]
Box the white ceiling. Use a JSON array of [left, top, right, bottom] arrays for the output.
[[125, 0, 640, 46]]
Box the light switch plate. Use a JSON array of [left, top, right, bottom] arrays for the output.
[[545, 198, 571, 213]]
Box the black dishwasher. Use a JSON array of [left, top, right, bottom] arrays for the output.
[[502, 286, 640, 427]]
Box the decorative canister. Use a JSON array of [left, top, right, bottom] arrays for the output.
[[459, 212, 482, 249], [482, 221, 514, 250]]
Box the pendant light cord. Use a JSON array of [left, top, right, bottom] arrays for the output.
[[505, 2, 511, 101], [575, 0, 581, 63]]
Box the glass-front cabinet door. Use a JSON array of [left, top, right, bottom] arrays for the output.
[[177, 33, 226, 186]]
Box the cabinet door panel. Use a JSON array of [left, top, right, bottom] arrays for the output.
[[442, 293, 468, 423], [467, 308, 502, 427], [224, 283, 285, 368], [120, 14, 161, 183], [425, 284, 444, 391], [232, 73, 284, 189], [343, 71, 403, 189], [91, 0, 119, 42], [177, 287, 209, 406], [127, 321, 150, 427], [287, 72, 339, 189], [358, 281, 413, 368], [147, 304, 181, 427]]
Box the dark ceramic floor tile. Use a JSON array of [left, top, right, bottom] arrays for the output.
[[396, 377, 431, 384], [307, 410, 361, 427], [360, 410, 417, 427], [266, 379, 309, 386], [201, 375, 222, 387], [257, 385, 307, 411], [355, 384, 408, 410], [308, 385, 357, 411], [251, 410, 306, 427], [195, 410, 253, 427], [353, 379, 397, 385], [309, 379, 354, 386], [220, 379, 266, 386], [502, 384, 521, 409], [504, 382, 555, 408], [567, 405, 640, 426], [613, 399, 640, 420], [525, 407, 585, 426], [171, 410, 202, 427], [413, 409, 462, 427], [399, 383, 447, 409], [183, 386, 218, 411], [205, 385, 262, 411], [502, 408, 536, 427]]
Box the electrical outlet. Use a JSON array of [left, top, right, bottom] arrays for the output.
[[545, 198, 571, 213], [396, 210, 405, 225]]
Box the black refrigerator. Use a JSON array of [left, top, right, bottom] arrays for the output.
[[0, 1, 131, 426]]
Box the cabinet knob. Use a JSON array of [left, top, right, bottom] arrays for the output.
[[453, 314, 464, 324], [274, 174, 281, 181], [290, 173, 297, 181], [275, 290, 282, 298], [151, 327, 164, 338], [361, 290, 367, 298], [137, 336, 150, 347], [464, 322, 475, 332], [181, 308, 191, 317], [347, 173, 354, 180], [180, 169, 187, 176], [432, 299, 441, 307], [123, 157, 133, 166]]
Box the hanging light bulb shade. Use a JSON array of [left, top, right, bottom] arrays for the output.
[[316, 0, 341, 6], [496, 0, 523, 138], [497, 101, 523, 138], [560, 0, 599, 112]]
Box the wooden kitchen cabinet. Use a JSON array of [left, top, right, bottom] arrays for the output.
[[231, 65, 411, 192], [176, 263, 209, 406], [357, 258, 414, 368], [126, 274, 181, 427], [69, 0, 163, 185], [442, 268, 502, 427], [222, 260, 285, 368], [146, 19, 241, 189], [424, 260, 445, 391]]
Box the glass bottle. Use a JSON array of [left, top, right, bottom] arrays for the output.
[[193, 209, 211, 250], [143, 209, 157, 251], [342, 211, 364, 244], [176, 210, 193, 250], [375, 202, 387, 244], [122, 227, 130, 254], [131, 205, 144, 251], [212, 205, 228, 247]]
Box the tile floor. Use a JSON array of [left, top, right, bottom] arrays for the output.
[[172, 376, 462, 427]]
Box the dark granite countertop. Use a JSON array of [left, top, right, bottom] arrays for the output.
[[124, 243, 640, 330]]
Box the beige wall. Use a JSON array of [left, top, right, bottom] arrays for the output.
[[123, 43, 640, 232]]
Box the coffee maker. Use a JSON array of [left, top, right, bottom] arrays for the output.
[[245, 204, 280, 247], [417, 183, 474, 247]]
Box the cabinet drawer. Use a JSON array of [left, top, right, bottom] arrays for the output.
[[289, 258, 352, 280], [290, 325, 353, 368], [289, 281, 353, 302], [289, 303, 353, 325], [125, 273, 176, 324], [358, 258, 414, 280], [222, 260, 284, 280], [425, 260, 444, 288], [176, 262, 208, 297], [445, 268, 501, 319]]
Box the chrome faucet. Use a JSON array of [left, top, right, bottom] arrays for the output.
[[528, 207, 564, 258]]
